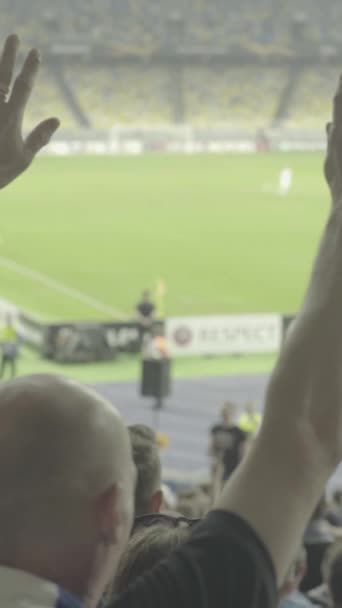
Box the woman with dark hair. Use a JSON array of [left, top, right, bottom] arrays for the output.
[[114, 525, 190, 595], [103, 516, 193, 605]]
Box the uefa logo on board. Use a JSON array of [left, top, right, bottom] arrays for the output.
[[173, 325, 193, 347]]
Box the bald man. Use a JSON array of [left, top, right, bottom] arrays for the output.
[[0, 374, 135, 608]]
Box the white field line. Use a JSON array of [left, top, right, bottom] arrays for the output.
[[0, 256, 127, 319]]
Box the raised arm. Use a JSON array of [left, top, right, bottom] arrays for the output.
[[217, 76, 342, 584], [0, 34, 59, 189]]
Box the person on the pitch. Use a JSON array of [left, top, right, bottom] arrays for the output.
[[136, 290, 156, 347], [136, 290, 155, 328], [0, 314, 19, 379]]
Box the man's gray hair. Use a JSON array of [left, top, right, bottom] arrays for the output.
[[0, 374, 130, 554]]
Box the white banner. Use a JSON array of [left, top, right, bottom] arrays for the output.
[[166, 314, 282, 357]]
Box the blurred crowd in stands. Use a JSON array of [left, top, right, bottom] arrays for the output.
[[3, 0, 342, 52], [99, 409, 342, 608], [23, 63, 338, 131], [109, 400, 342, 608], [0, 0, 339, 132]]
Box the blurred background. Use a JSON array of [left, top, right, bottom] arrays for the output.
[[1, 0, 339, 132], [0, 0, 339, 487]]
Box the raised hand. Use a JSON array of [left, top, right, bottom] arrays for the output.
[[217, 73, 342, 585], [325, 76, 342, 202], [0, 34, 60, 189]]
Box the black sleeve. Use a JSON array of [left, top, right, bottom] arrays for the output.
[[112, 511, 277, 608]]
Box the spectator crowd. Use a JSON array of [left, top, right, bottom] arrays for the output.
[[23, 63, 338, 132], [2, 0, 342, 52], [108, 420, 342, 608], [0, 0, 340, 132]]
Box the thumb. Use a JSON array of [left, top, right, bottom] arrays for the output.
[[25, 117, 60, 158]]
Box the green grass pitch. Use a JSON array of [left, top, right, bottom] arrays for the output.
[[0, 152, 329, 322]]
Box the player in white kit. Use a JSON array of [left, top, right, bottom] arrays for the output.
[[279, 168, 293, 196]]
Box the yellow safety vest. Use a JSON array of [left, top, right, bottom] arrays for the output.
[[0, 325, 17, 343], [239, 413, 261, 434]]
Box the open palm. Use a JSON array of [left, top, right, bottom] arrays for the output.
[[0, 34, 60, 189]]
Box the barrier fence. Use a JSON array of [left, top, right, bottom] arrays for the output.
[[10, 309, 294, 363], [0, 299, 295, 362]]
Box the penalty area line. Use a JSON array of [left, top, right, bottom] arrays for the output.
[[0, 255, 127, 319]]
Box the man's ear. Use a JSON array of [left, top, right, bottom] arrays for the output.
[[95, 484, 120, 544], [86, 485, 123, 608], [150, 489, 163, 513]]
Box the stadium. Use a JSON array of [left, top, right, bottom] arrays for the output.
[[2, 2, 342, 605], [1, 2, 342, 500]]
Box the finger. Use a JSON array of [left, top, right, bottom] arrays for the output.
[[324, 123, 333, 177], [24, 117, 60, 159], [0, 34, 19, 96], [326, 123, 342, 197], [333, 74, 342, 124], [326, 122, 335, 160], [9, 48, 41, 115]]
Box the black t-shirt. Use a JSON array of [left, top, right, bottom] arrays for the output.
[[136, 302, 155, 320], [112, 511, 277, 608], [211, 424, 247, 479]]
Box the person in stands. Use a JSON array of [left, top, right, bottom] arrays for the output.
[[279, 547, 314, 608], [307, 540, 342, 608], [239, 401, 262, 435], [128, 424, 163, 516], [111, 521, 192, 599], [0, 313, 19, 378], [209, 401, 247, 482], [301, 498, 334, 592], [2, 31, 342, 608], [0, 373, 136, 608], [326, 491, 342, 528], [328, 546, 342, 608]]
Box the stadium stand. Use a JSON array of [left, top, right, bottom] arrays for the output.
[[3, 0, 342, 51], [55, 63, 288, 128], [63, 64, 171, 127], [3, 16, 342, 608], [183, 66, 286, 127], [273, 0, 342, 48], [285, 67, 338, 130], [1, 0, 341, 130], [21, 60, 335, 131], [0, 0, 275, 50], [25, 65, 76, 131]]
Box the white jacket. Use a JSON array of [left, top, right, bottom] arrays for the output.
[[0, 567, 81, 608]]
